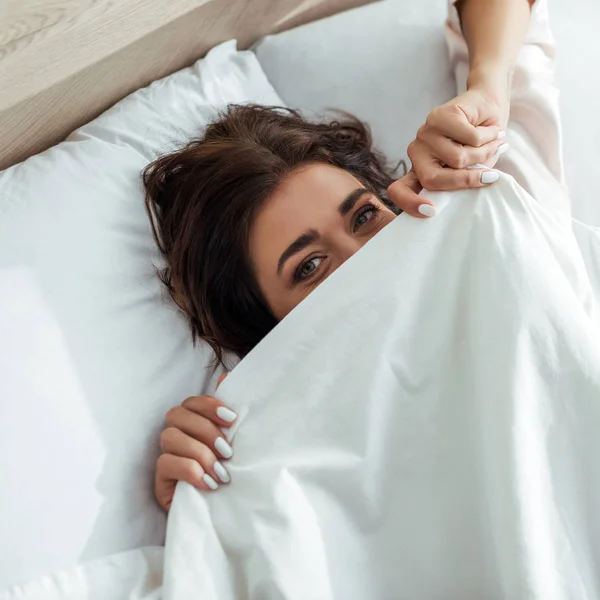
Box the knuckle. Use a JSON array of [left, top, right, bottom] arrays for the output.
[[182, 459, 201, 481], [181, 396, 198, 410], [459, 150, 472, 169], [420, 172, 438, 190], [427, 105, 445, 126], [386, 181, 401, 202], [197, 445, 216, 468], [416, 124, 428, 139], [472, 131, 485, 147], [449, 148, 468, 169], [180, 398, 194, 411], [196, 421, 219, 445], [164, 406, 180, 426], [159, 426, 177, 451], [486, 145, 500, 162], [182, 394, 213, 412], [387, 178, 400, 193], [156, 453, 170, 473], [407, 141, 417, 160], [466, 171, 481, 188], [447, 104, 463, 118]]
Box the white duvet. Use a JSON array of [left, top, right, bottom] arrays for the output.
[[161, 174, 600, 599], [7, 175, 600, 600]]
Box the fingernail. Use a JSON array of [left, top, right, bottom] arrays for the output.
[[417, 204, 436, 218], [213, 461, 230, 483], [203, 474, 219, 490], [495, 143, 510, 156], [466, 163, 487, 169], [216, 406, 237, 422], [496, 130, 507, 139], [481, 170, 500, 184], [215, 437, 233, 459]]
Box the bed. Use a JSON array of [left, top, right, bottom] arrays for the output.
[[1, 0, 599, 597]]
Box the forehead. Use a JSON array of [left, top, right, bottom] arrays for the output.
[[248, 163, 365, 273], [255, 163, 363, 230], [278, 162, 362, 201]]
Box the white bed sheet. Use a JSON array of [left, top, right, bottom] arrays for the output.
[[164, 174, 600, 599], [0, 548, 162, 600]]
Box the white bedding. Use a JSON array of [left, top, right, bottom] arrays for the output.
[[0, 548, 162, 600], [0, 41, 282, 592], [4, 0, 600, 595], [552, 0, 600, 227], [6, 177, 600, 600], [160, 174, 600, 599]]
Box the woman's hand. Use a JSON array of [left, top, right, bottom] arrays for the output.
[[388, 0, 533, 218], [387, 84, 510, 218], [155, 373, 236, 511]]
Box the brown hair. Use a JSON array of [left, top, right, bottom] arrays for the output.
[[143, 104, 399, 364]]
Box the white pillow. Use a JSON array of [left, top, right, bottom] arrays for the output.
[[0, 41, 284, 591], [253, 0, 456, 174]]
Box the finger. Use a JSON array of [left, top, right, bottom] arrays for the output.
[[420, 163, 500, 191], [155, 453, 218, 497], [398, 169, 422, 194], [180, 393, 237, 426], [418, 130, 509, 170], [165, 406, 234, 459], [155, 456, 178, 511], [425, 105, 504, 147], [386, 172, 435, 219], [160, 427, 231, 485], [410, 137, 501, 191]]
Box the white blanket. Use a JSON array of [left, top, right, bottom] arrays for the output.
[[7, 175, 600, 600], [0, 548, 163, 600], [164, 174, 600, 599]]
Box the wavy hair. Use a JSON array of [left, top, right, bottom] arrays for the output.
[[143, 104, 399, 364]]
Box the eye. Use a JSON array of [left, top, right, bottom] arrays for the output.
[[353, 204, 380, 232], [295, 256, 323, 282]]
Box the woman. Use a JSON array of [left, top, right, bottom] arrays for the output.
[[146, 0, 553, 510]]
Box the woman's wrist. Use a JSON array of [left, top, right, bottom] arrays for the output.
[[467, 62, 514, 105]]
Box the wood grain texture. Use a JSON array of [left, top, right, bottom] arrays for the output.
[[0, 0, 375, 171]]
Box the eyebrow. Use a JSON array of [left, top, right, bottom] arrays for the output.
[[275, 188, 370, 276], [338, 188, 369, 216], [277, 229, 319, 275]]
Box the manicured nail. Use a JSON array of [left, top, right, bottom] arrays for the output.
[[417, 204, 436, 218], [495, 143, 510, 156], [216, 406, 237, 422], [496, 130, 507, 139], [466, 163, 487, 169], [481, 170, 500, 184], [213, 461, 230, 483], [203, 474, 219, 490], [215, 437, 233, 459]]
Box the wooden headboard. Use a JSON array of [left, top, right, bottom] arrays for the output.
[[0, 0, 375, 171]]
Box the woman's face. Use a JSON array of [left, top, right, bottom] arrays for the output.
[[249, 163, 396, 320]]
